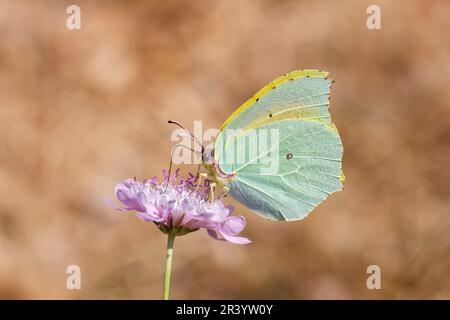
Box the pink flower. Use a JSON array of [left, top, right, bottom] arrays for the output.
[[109, 170, 251, 245]]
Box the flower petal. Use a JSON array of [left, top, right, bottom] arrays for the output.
[[136, 211, 164, 222], [220, 232, 252, 244], [207, 229, 251, 244], [115, 179, 145, 211], [104, 197, 130, 211], [221, 215, 246, 235]]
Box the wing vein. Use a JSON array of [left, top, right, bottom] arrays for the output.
[[232, 127, 328, 172], [236, 179, 290, 220], [279, 176, 319, 206]]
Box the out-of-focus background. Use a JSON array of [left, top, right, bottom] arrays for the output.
[[0, 0, 449, 299]]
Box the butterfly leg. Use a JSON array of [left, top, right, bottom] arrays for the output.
[[209, 182, 217, 203], [193, 173, 208, 194]]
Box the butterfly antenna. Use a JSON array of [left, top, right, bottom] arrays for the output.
[[164, 143, 200, 192], [168, 120, 204, 152]]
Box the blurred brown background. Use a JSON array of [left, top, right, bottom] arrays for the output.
[[0, 0, 449, 299]]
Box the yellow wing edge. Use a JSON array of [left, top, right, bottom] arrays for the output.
[[219, 69, 329, 131]]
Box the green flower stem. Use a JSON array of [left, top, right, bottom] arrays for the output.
[[163, 233, 176, 300]]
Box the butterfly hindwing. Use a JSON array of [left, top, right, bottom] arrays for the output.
[[222, 119, 343, 220]]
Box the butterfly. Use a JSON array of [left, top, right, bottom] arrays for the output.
[[174, 70, 344, 221]]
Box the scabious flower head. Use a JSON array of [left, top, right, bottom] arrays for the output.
[[110, 169, 251, 244]]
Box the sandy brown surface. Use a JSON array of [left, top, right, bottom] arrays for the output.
[[0, 0, 449, 299]]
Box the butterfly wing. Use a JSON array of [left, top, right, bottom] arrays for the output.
[[215, 70, 344, 221], [220, 119, 343, 221], [218, 69, 335, 132]]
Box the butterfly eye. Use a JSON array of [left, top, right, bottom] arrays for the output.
[[202, 148, 215, 164], [286, 153, 293, 160]]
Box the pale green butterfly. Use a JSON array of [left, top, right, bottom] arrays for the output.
[[202, 69, 344, 221]]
